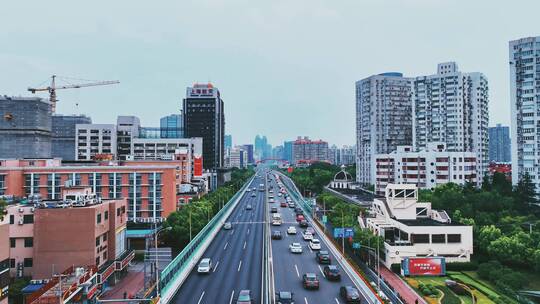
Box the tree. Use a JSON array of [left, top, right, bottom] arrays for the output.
[[514, 172, 538, 208], [0, 198, 6, 221], [478, 225, 502, 251]]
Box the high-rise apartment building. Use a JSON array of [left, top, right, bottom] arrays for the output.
[[334, 145, 356, 166], [283, 141, 293, 163], [510, 36, 540, 189], [489, 124, 511, 162], [160, 114, 183, 138], [355, 73, 413, 186], [292, 137, 329, 164], [52, 114, 92, 161], [413, 62, 489, 177], [183, 83, 225, 170], [0, 96, 52, 159]]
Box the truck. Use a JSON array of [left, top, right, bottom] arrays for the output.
[[258, 183, 265, 192]]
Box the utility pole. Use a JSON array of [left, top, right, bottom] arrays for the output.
[[341, 209, 345, 255]]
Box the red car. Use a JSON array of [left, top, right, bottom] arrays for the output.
[[296, 214, 305, 222], [280, 202, 287, 207]]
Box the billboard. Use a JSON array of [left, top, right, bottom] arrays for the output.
[[401, 257, 446, 276]]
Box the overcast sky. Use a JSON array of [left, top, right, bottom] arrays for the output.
[[1, 0, 538, 147]]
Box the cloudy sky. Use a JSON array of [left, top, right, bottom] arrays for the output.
[[1, 0, 538, 146]]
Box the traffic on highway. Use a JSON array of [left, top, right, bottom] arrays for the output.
[[173, 175, 266, 304], [172, 169, 378, 304], [267, 172, 368, 304]]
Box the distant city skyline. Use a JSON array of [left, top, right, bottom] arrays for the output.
[[1, 1, 538, 146]]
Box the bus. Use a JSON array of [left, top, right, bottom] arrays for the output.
[[259, 184, 265, 192]]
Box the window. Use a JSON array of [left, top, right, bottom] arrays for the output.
[[96, 237, 100, 247], [96, 257, 100, 266], [24, 238, 33, 248], [23, 214, 34, 224], [97, 213, 102, 224], [411, 234, 430, 244], [103, 251, 107, 261], [24, 258, 33, 268], [103, 233, 108, 242], [431, 234, 445, 243], [448, 234, 461, 243], [10, 259, 15, 268], [117, 208, 121, 216], [9, 238, 15, 248], [9, 215, 14, 225], [104, 211, 109, 220]]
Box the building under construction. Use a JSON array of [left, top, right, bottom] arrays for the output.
[[0, 96, 52, 158]]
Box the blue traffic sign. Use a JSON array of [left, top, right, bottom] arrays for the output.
[[333, 228, 344, 238]]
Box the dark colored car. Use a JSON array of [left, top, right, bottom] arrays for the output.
[[323, 265, 341, 281], [272, 230, 282, 240], [340, 286, 361, 303], [299, 220, 308, 228], [271, 207, 278, 213], [275, 291, 294, 304], [302, 273, 320, 290], [316, 250, 331, 264], [280, 202, 287, 207]]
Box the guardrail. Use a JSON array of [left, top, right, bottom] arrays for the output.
[[158, 175, 255, 304], [275, 171, 382, 304]]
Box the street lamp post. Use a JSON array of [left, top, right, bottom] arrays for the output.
[[154, 226, 172, 298]]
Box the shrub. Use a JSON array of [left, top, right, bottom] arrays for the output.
[[445, 261, 478, 271], [438, 286, 461, 304], [418, 283, 439, 297], [390, 263, 401, 274]]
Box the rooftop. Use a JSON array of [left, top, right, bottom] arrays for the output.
[[396, 218, 464, 227]]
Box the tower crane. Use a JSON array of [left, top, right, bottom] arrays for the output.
[[28, 75, 120, 113]]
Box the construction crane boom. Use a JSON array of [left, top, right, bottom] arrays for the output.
[[28, 75, 120, 113]]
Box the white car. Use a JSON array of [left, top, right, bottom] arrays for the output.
[[302, 232, 313, 241], [309, 239, 321, 250], [197, 258, 212, 273], [289, 243, 303, 254], [287, 226, 297, 235], [246, 189, 251, 192]]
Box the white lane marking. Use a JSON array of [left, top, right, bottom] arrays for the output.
[[213, 261, 220, 272], [224, 242, 228, 250], [318, 265, 325, 277], [229, 290, 235, 304], [237, 260, 242, 272], [294, 264, 300, 277], [309, 246, 313, 253], [334, 298, 340, 304], [197, 291, 205, 304], [247, 228, 250, 234], [304, 297, 308, 304], [243, 241, 247, 250]]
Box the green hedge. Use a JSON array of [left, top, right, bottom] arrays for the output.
[[445, 261, 478, 271], [390, 263, 401, 274]]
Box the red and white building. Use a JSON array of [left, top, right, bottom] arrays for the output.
[[375, 143, 478, 196], [0, 157, 204, 222], [361, 184, 473, 268], [292, 136, 329, 165]]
